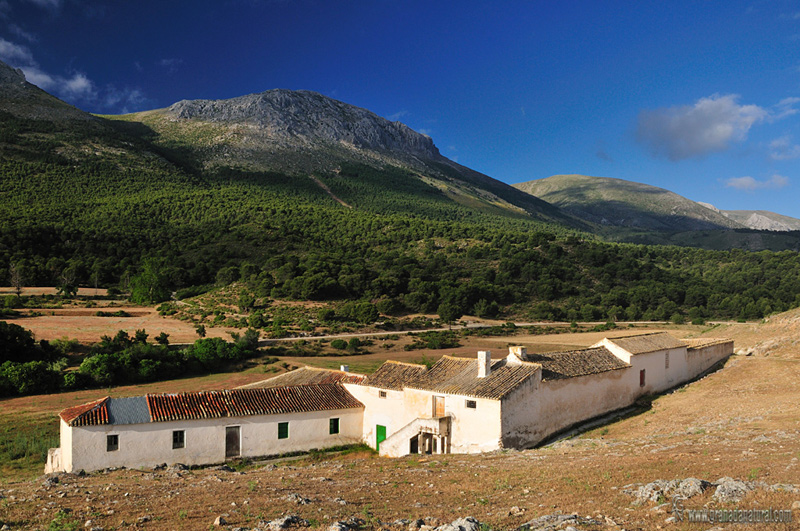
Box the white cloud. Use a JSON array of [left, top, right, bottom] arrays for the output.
[[418, 128, 433, 137], [158, 57, 183, 73], [388, 110, 409, 121], [636, 94, 768, 160], [20, 65, 97, 101], [771, 97, 800, 121], [104, 86, 147, 114], [26, 0, 61, 9], [725, 174, 789, 191], [769, 135, 800, 160], [0, 37, 34, 64], [9, 24, 36, 42]]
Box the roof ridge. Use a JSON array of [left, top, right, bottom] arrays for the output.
[[609, 331, 671, 340], [385, 360, 428, 368]]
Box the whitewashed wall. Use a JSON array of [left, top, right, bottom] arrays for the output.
[[61, 407, 362, 473], [501, 367, 633, 447], [343, 384, 408, 450], [686, 341, 732, 377], [402, 388, 503, 454]]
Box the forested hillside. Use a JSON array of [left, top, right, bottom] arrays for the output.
[[2, 60, 800, 323]]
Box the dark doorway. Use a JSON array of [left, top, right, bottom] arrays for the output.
[[225, 426, 240, 458]]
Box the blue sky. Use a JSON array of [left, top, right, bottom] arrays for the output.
[[2, 0, 800, 217]]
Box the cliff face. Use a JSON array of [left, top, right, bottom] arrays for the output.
[[166, 89, 439, 159]]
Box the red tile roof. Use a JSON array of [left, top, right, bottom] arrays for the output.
[[60, 397, 109, 427], [146, 385, 363, 422], [359, 360, 428, 390], [406, 356, 541, 399]]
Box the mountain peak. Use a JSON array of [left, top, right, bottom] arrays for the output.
[[165, 88, 440, 159], [0, 60, 27, 86]]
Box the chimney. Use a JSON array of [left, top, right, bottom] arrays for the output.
[[340, 365, 349, 372], [508, 345, 527, 359], [477, 351, 491, 378]]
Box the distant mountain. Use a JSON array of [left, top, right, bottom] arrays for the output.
[[697, 203, 800, 232], [0, 61, 97, 124], [514, 174, 742, 231], [115, 89, 575, 226]]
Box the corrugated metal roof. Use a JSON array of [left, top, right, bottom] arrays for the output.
[[607, 332, 686, 355], [524, 347, 629, 380], [60, 397, 109, 427], [359, 360, 428, 390], [146, 384, 363, 422], [406, 356, 540, 399], [238, 367, 367, 389], [107, 396, 150, 425]]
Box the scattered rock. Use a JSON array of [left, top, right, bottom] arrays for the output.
[[434, 517, 481, 531], [212, 465, 235, 473], [517, 513, 600, 531], [214, 515, 228, 526], [265, 515, 309, 530], [508, 506, 525, 517], [285, 492, 311, 504], [792, 500, 800, 511], [713, 477, 754, 504], [676, 478, 712, 498], [326, 517, 365, 531], [136, 515, 152, 524]]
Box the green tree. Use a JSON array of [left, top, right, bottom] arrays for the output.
[[129, 259, 171, 304]]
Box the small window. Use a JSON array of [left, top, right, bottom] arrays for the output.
[[278, 421, 289, 439], [379, 390, 387, 398], [639, 369, 646, 387], [329, 418, 340, 435], [107, 434, 119, 452], [665, 352, 670, 369], [172, 430, 185, 449], [465, 400, 477, 409]]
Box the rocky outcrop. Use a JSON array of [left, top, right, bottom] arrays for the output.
[[166, 89, 439, 159], [623, 476, 799, 505]]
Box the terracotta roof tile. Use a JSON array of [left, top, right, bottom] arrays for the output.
[[359, 360, 428, 390], [524, 347, 629, 380], [684, 338, 733, 350], [238, 367, 366, 389], [60, 397, 109, 427], [606, 332, 686, 355], [146, 384, 363, 422], [406, 356, 540, 399]]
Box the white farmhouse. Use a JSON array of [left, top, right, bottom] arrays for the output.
[[46, 332, 732, 473]]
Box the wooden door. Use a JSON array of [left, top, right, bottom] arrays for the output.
[[433, 395, 445, 417], [225, 426, 240, 458], [376, 425, 386, 452]]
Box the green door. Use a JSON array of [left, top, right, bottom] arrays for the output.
[[376, 425, 387, 452]]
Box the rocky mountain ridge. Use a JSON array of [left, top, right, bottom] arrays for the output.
[[166, 89, 439, 160], [698, 202, 800, 232]]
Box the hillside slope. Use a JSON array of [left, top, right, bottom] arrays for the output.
[[698, 202, 800, 231], [514, 174, 743, 231], [114, 89, 575, 226]]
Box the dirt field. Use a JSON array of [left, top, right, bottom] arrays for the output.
[[6, 305, 243, 344]]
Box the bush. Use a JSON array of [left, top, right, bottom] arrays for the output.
[[330, 339, 347, 350]]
